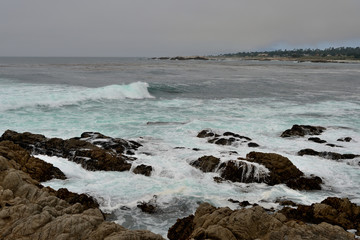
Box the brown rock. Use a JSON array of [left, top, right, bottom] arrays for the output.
[[167, 215, 194, 240], [190, 155, 220, 172], [169, 202, 355, 240]]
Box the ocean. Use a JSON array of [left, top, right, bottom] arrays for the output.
[[0, 57, 359, 237]]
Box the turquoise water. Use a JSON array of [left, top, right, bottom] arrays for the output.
[[1, 58, 359, 237]]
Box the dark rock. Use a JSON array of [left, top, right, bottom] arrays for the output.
[[229, 199, 252, 207], [298, 148, 360, 160], [218, 160, 266, 183], [326, 143, 342, 148], [192, 148, 200, 151], [337, 137, 352, 142], [285, 176, 322, 190], [0, 141, 66, 182], [137, 196, 158, 214], [213, 176, 223, 183], [197, 129, 253, 146], [167, 215, 194, 240], [0, 130, 139, 172], [281, 125, 326, 137], [191, 155, 220, 172], [308, 137, 327, 144], [133, 164, 153, 176], [248, 142, 259, 147], [276, 200, 298, 206]]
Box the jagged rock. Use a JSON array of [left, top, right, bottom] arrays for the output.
[[137, 196, 158, 214], [168, 202, 355, 240], [133, 164, 153, 176], [218, 160, 267, 183], [167, 215, 194, 240], [0, 130, 139, 172], [280, 197, 360, 234], [285, 176, 323, 190], [44, 187, 99, 210], [190, 155, 220, 172], [281, 124, 326, 137], [197, 129, 257, 147], [0, 149, 163, 240], [0, 141, 65, 182], [308, 137, 327, 144], [298, 148, 360, 160], [228, 199, 251, 207], [338, 137, 353, 142]]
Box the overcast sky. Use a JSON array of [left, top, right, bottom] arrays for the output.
[[1, 0, 360, 57]]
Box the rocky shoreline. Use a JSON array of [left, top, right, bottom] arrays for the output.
[[1, 126, 359, 239]]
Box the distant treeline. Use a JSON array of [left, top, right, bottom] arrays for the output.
[[221, 47, 360, 59]]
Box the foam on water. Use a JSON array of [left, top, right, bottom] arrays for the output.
[[0, 80, 153, 111], [1, 59, 360, 238]]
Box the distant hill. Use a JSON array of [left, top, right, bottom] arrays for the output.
[[218, 47, 360, 62]]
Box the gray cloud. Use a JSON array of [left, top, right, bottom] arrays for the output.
[[1, 0, 359, 56]]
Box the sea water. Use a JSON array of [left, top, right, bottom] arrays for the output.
[[0, 57, 359, 237]]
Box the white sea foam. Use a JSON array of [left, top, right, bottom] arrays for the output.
[[0, 81, 153, 111]]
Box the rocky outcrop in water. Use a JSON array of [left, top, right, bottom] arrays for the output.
[[0, 142, 164, 240], [197, 129, 259, 147], [191, 152, 322, 190], [167, 202, 355, 240], [281, 124, 326, 137], [280, 197, 360, 234], [0, 130, 142, 172], [133, 164, 153, 176], [298, 148, 360, 160]]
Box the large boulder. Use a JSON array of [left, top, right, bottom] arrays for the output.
[[0, 130, 141, 172], [168, 202, 355, 240], [0, 142, 164, 240], [281, 125, 326, 137], [190, 152, 322, 191]]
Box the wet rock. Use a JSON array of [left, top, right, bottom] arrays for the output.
[[326, 143, 343, 148], [133, 164, 153, 176], [167, 215, 194, 240], [276, 199, 298, 207], [191, 152, 322, 190], [280, 197, 360, 234], [137, 196, 158, 214], [281, 124, 326, 137], [0, 130, 139, 172], [298, 148, 360, 160], [308, 137, 327, 144], [228, 199, 251, 207], [197, 129, 255, 146], [218, 160, 267, 183], [169, 202, 355, 240], [191, 155, 220, 172], [338, 137, 353, 142], [248, 142, 260, 147], [0, 141, 66, 182]]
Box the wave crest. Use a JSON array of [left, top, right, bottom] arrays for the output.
[[0, 81, 154, 111]]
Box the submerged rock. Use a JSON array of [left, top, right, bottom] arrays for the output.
[[308, 137, 327, 144], [337, 137, 353, 142], [190, 155, 220, 172], [133, 164, 153, 176], [0, 130, 141, 172], [168, 202, 355, 240], [197, 129, 259, 147], [281, 124, 326, 137], [298, 148, 360, 160], [137, 195, 158, 214]]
